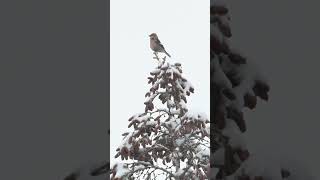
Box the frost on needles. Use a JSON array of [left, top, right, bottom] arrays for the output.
[[111, 55, 210, 180]]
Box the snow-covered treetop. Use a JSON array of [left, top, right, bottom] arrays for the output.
[[111, 54, 210, 180], [144, 55, 195, 117]]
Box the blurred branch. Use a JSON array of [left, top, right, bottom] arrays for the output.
[[90, 162, 109, 176]]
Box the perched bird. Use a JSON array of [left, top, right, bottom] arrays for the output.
[[149, 33, 171, 58]]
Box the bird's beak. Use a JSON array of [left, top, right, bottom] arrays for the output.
[[149, 34, 152, 37]]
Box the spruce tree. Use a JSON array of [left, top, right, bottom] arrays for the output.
[[111, 54, 210, 180]]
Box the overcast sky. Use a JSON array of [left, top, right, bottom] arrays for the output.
[[229, 0, 319, 178], [110, 0, 210, 163]]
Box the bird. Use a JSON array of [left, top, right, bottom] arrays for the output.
[[149, 33, 171, 58]]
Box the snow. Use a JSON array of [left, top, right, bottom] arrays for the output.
[[118, 132, 133, 150], [183, 111, 209, 121], [135, 114, 151, 122], [145, 120, 157, 126], [196, 147, 210, 159], [212, 56, 232, 89], [175, 138, 185, 146], [211, 23, 224, 43], [174, 168, 184, 176], [150, 69, 161, 75], [212, 148, 224, 165], [114, 163, 130, 178], [221, 119, 246, 148]]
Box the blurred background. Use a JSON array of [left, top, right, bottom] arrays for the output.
[[229, 0, 320, 178], [0, 1, 108, 179]]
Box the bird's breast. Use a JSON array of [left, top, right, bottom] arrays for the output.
[[150, 40, 160, 51]]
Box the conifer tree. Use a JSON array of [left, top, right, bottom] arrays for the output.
[[111, 54, 210, 180]]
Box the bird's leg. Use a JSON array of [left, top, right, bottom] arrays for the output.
[[153, 52, 160, 61]]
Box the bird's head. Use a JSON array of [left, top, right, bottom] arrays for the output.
[[149, 33, 158, 40]]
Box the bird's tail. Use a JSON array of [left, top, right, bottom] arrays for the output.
[[164, 50, 171, 58]]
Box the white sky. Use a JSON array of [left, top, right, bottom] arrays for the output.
[[110, 0, 210, 163]]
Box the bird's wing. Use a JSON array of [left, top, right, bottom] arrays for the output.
[[156, 39, 166, 49], [155, 37, 161, 43]]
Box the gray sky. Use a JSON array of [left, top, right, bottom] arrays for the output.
[[110, 0, 210, 163], [229, 0, 319, 178]]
